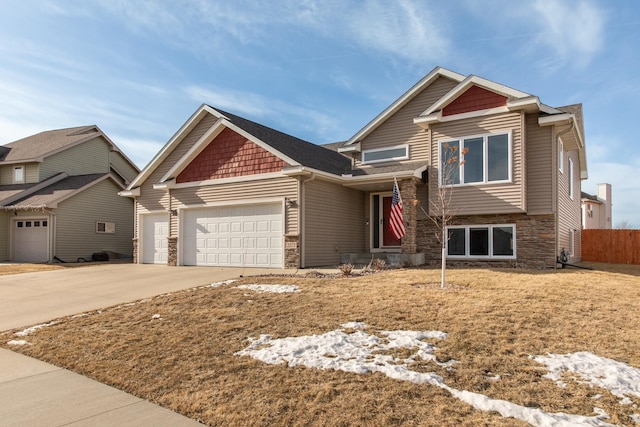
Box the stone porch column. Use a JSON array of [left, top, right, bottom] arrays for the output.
[[400, 179, 417, 254], [167, 236, 178, 266]]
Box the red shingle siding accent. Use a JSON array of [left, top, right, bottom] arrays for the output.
[[176, 127, 287, 183], [442, 85, 508, 116]]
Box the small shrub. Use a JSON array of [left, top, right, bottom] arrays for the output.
[[373, 258, 386, 271], [339, 263, 354, 276]]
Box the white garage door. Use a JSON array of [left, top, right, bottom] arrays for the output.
[[142, 213, 169, 264], [182, 203, 283, 268], [13, 219, 49, 262]]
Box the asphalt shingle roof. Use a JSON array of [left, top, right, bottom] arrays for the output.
[[0, 126, 99, 163], [5, 174, 107, 208], [214, 108, 353, 176]]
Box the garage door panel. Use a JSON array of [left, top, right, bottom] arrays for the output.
[[182, 203, 283, 267], [143, 214, 168, 264]]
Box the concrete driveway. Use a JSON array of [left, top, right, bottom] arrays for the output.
[[0, 263, 291, 331], [0, 263, 291, 426]]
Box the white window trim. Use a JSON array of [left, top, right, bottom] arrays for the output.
[[568, 229, 575, 257], [446, 223, 516, 260], [13, 165, 25, 184], [362, 144, 409, 164], [96, 221, 116, 234], [568, 157, 574, 199], [558, 138, 564, 173], [439, 131, 512, 187]]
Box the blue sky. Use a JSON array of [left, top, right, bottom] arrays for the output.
[[1, 1, 639, 226]]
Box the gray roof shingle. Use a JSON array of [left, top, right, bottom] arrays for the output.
[[5, 174, 107, 208], [0, 126, 99, 163]]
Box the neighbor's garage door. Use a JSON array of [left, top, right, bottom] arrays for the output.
[[13, 218, 49, 262], [142, 213, 169, 264], [182, 203, 283, 267]]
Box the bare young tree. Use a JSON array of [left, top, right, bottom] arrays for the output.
[[417, 142, 467, 289], [615, 219, 633, 229]]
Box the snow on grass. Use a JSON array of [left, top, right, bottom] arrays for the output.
[[533, 352, 640, 405], [210, 279, 237, 288], [7, 340, 29, 346], [14, 321, 58, 337], [236, 323, 618, 427], [236, 284, 300, 293]]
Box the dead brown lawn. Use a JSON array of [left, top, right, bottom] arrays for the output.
[[2, 264, 640, 426]]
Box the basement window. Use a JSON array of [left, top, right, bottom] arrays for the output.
[[96, 221, 116, 234], [362, 145, 409, 164], [446, 224, 516, 259]]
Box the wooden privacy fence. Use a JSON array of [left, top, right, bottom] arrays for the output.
[[582, 229, 640, 264]]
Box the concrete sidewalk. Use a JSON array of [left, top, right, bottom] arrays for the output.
[[0, 349, 203, 426], [0, 263, 297, 426]]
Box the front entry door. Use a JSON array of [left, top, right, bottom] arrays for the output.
[[382, 196, 401, 247]]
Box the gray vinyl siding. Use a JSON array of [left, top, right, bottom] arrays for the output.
[[110, 151, 139, 183], [0, 163, 39, 184], [39, 137, 110, 181], [54, 178, 134, 261], [0, 211, 8, 260], [557, 149, 582, 261], [429, 112, 525, 215], [303, 179, 365, 267], [169, 176, 298, 236], [526, 114, 554, 214], [135, 114, 219, 235], [354, 76, 459, 167]]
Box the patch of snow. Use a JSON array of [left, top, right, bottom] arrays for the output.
[[70, 313, 89, 319], [340, 322, 367, 330], [211, 279, 237, 288], [152, 314, 162, 320], [630, 413, 640, 424], [236, 284, 300, 293], [14, 321, 58, 337], [486, 374, 501, 381], [533, 352, 640, 404], [236, 325, 617, 427], [7, 339, 29, 346]]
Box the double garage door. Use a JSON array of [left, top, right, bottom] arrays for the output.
[[182, 203, 283, 268], [143, 204, 283, 267]]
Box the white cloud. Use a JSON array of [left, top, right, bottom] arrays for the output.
[[532, 0, 606, 67]]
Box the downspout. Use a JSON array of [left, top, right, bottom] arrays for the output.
[[555, 121, 574, 266], [298, 173, 316, 268]]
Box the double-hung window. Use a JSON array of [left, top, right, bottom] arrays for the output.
[[568, 157, 574, 199], [446, 224, 516, 259], [440, 132, 511, 186], [13, 165, 25, 183]]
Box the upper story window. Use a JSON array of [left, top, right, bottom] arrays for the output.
[[13, 165, 25, 183], [440, 132, 511, 186], [362, 145, 409, 164], [558, 138, 564, 173]]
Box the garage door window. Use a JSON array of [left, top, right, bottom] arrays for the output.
[[16, 221, 48, 228]]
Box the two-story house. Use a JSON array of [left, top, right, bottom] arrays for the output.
[[122, 66, 586, 269], [581, 184, 612, 229], [0, 126, 139, 263]]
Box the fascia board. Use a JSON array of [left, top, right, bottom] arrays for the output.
[[343, 67, 465, 146], [126, 104, 214, 190], [158, 118, 226, 183], [342, 165, 427, 183], [337, 142, 361, 153], [421, 75, 532, 117], [538, 113, 572, 126], [118, 188, 140, 197]]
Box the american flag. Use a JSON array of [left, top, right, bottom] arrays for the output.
[[389, 178, 405, 240]]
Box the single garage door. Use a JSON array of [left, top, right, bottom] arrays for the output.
[[13, 218, 49, 262], [142, 213, 169, 264], [182, 203, 283, 268]]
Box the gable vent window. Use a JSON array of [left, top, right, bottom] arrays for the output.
[[96, 221, 116, 234], [362, 145, 409, 164]]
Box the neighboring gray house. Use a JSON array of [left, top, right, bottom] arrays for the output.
[[0, 126, 139, 262], [122, 66, 586, 269]]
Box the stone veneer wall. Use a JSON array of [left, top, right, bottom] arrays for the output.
[[400, 179, 418, 254], [132, 238, 138, 264], [417, 213, 557, 269], [167, 236, 178, 266], [284, 235, 300, 268]]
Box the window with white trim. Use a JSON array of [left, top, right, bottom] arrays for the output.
[[13, 165, 25, 183], [96, 221, 116, 234], [558, 138, 564, 173], [568, 157, 574, 199], [440, 132, 511, 186], [446, 224, 516, 259], [362, 145, 409, 164]]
